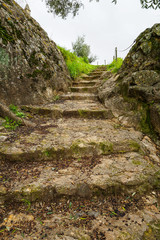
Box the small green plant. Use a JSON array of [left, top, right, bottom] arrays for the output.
[[37, 217, 43, 225], [9, 104, 25, 118], [107, 58, 123, 73], [2, 117, 21, 130], [58, 46, 96, 79], [53, 95, 60, 101], [21, 199, 31, 211], [69, 201, 72, 209]]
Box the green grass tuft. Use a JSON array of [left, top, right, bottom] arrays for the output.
[[107, 58, 123, 73], [58, 46, 96, 79]]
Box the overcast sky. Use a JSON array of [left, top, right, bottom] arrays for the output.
[[17, 0, 159, 64]]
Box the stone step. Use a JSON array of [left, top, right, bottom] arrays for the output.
[[81, 75, 101, 81], [71, 86, 97, 93], [0, 150, 159, 204], [21, 100, 113, 119], [89, 71, 105, 77], [60, 93, 98, 101], [92, 66, 106, 72], [73, 80, 99, 87], [0, 117, 145, 163]]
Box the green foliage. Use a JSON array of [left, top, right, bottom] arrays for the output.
[[72, 35, 97, 63], [44, 0, 160, 19], [107, 58, 123, 73], [72, 36, 90, 59], [58, 46, 96, 78], [9, 104, 25, 118], [45, 0, 83, 18], [139, 0, 160, 9], [2, 117, 21, 130]]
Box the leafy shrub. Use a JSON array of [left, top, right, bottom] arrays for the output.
[[9, 104, 25, 118], [58, 46, 96, 79], [2, 117, 21, 130], [107, 58, 123, 73]]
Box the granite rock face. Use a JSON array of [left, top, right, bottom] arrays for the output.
[[99, 24, 160, 136], [0, 0, 71, 105]]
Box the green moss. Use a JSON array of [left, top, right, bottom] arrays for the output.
[[129, 140, 140, 152], [122, 94, 158, 139], [117, 231, 135, 240], [99, 141, 113, 155], [132, 159, 142, 165], [0, 21, 15, 44], [139, 103, 151, 134], [70, 142, 82, 155], [152, 170, 160, 189], [70, 140, 87, 157], [43, 150, 51, 157], [142, 221, 160, 240], [4, 0, 12, 5], [28, 51, 39, 66], [78, 109, 88, 117]]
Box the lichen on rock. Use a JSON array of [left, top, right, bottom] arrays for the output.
[[0, 0, 71, 105], [98, 23, 160, 137]]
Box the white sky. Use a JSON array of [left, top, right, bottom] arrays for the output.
[[16, 0, 160, 64]]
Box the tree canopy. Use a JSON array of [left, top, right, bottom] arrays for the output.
[[45, 0, 160, 18], [72, 35, 97, 63]]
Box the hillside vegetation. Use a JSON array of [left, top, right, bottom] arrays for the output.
[[58, 46, 97, 79], [107, 58, 123, 73]]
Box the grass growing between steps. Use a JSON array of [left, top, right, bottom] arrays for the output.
[[107, 58, 123, 73], [58, 46, 97, 79]]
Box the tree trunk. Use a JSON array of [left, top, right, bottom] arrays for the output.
[[0, 103, 36, 128]]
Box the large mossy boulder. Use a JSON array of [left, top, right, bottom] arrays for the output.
[[0, 0, 71, 105], [99, 23, 160, 137]]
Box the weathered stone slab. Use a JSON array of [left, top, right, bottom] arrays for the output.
[[71, 86, 98, 93], [60, 93, 98, 101], [21, 100, 113, 119], [0, 118, 145, 162], [0, 151, 159, 203]]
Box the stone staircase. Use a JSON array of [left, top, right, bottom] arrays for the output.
[[0, 67, 160, 239]]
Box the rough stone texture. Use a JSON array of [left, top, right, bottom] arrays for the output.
[[0, 68, 160, 239], [0, 194, 160, 239], [0, 0, 71, 105], [98, 23, 160, 136]]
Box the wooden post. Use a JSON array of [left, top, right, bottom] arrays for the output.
[[115, 47, 117, 61]]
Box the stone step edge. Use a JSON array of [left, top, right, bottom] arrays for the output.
[[0, 139, 142, 162], [73, 80, 99, 85], [1, 177, 159, 204], [60, 94, 98, 100], [70, 86, 97, 90], [0, 152, 159, 204], [21, 106, 113, 119], [80, 74, 101, 81], [70, 87, 98, 93]]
